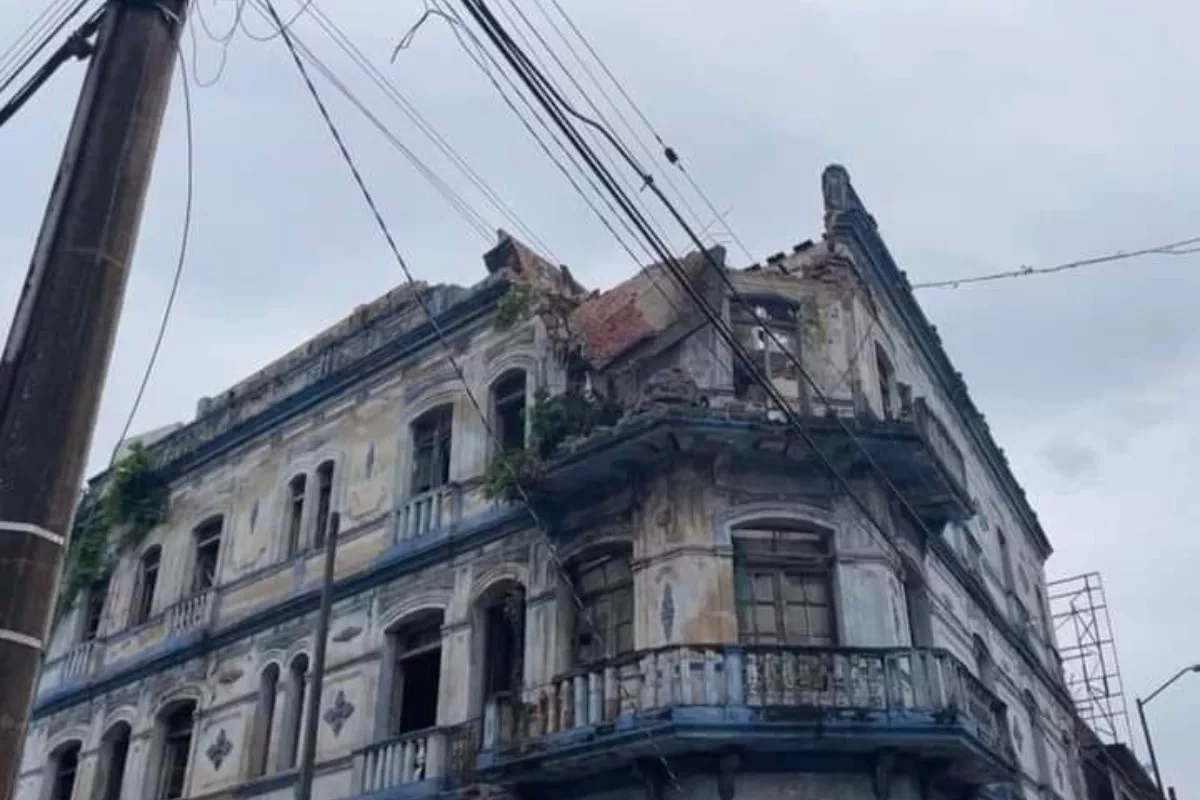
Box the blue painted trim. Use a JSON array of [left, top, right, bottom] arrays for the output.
[[477, 706, 1016, 783], [31, 504, 527, 719], [127, 279, 510, 484], [926, 532, 1074, 709], [34, 412, 1063, 721], [824, 172, 1052, 559]]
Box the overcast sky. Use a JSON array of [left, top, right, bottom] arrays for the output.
[[2, 0, 1196, 789]]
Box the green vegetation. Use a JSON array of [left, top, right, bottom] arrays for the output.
[[58, 445, 168, 616], [481, 386, 622, 502], [493, 281, 536, 331]]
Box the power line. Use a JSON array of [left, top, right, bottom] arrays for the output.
[[541, 0, 754, 264], [910, 236, 1200, 290], [0, 0, 92, 100], [303, 2, 558, 258], [426, 0, 662, 266], [265, 5, 688, 791], [112, 6, 195, 458]]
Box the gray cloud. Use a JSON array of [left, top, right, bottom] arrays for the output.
[[3, 0, 1197, 789]]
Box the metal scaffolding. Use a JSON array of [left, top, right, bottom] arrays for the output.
[[1048, 571, 1134, 745]]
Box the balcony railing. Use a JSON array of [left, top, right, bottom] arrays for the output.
[[483, 645, 1013, 770], [60, 640, 99, 683], [912, 398, 967, 492], [398, 484, 460, 542], [352, 727, 449, 794], [167, 590, 212, 635]]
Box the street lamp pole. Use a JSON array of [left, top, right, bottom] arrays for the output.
[[1136, 663, 1200, 797]]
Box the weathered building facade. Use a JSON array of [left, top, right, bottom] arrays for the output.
[[17, 166, 1083, 800]]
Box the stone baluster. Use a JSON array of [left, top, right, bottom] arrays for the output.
[[588, 670, 602, 725], [726, 648, 746, 707], [603, 665, 619, 721], [558, 679, 572, 731], [573, 674, 587, 728], [745, 650, 762, 706]]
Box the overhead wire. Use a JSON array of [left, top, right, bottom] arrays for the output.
[[529, 0, 705, 237], [233, 0, 496, 242], [266, 4, 689, 788], [114, 1, 195, 458], [491, 0, 682, 255], [541, 0, 755, 265], [453, 0, 978, 593], [450, 5, 1084, 713], [909, 236, 1200, 290], [0, 0, 93, 99], [423, 0, 662, 267], [302, 1, 558, 258]]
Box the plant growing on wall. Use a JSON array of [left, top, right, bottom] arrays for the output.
[[57, 444, 169, 616], [481, 386, 623, 502], [492, 281, 536, 331]]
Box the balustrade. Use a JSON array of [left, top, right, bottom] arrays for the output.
[[399, 484, 460, 541], [354, 727, 447, 793]]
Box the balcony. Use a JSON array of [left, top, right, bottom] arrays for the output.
[[474, 645, 1015, 788], [60, 640, 100, 683], [398, 484, 461, 542], [351, 727, 456, 795], [167, 590, 213, 635]]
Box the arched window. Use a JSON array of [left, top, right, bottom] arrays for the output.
[[133, 546, 161, 625], [411, 405, 453, 495], [474, 582, 525, 749], [47, 741, 81, 800], [249, 665, 280, 778], [313, 461, 335, 550], [732, 522, 835, 646], [96, 722, 131, 800], [570, 547, 633, 664], [154, 701, 196, 800], [191, 516, 222, 593], [287, 475, 307, 557], [491, 371, 527, 453], [385, 611, 444, 736], [280, 654, 309, 769]]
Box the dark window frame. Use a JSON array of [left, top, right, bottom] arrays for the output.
[[492, 371, 528, 454], [287, 474, 306, 557], [158, 703, 196, 800], [733, 525, 836, 647], [411, 405, 453, 495], [49, 742, 81, 800], [571, 549, 634, 665], [133, 546, 161, 625], [314, 461, 335, 550], [192, 517, 222, 594]]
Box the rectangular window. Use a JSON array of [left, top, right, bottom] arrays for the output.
[[314, 462, 334, 549], [494, 373, 527, 453], [573, 552, 634, 664], [288, 475, 306, 556], [732, 297, 801, 402], [83, 578, 108, 641], [192, 519, 222, 593], [412, 406, 453, 494], [876, 346, 895, 419], [134, 549, 160, 625], [390, 619, 442, 735], [734, 529, 834, 646], [159, 709, 194, 800]]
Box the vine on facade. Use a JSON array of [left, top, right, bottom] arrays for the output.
[[481, 386, 622, 502], [58, 444, 169, 615]]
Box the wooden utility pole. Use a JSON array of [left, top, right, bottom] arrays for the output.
[[0, 1, 188, 795]]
